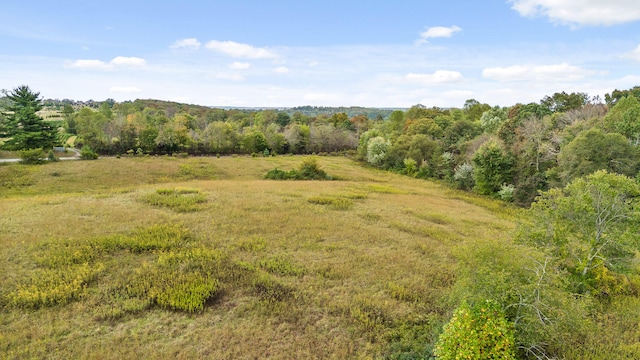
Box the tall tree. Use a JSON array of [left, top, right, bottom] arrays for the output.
[[523, 170, 640, 278], [1, 85, 54, 150]]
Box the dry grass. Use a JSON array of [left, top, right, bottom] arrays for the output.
[[1, 155, 520, 358]]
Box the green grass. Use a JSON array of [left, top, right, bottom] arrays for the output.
[[0, 155, 635, 359]]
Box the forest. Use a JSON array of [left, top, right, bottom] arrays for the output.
[[1, 85, 640, 359]]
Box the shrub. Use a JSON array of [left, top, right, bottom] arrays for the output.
[[264, 158, 331, 180], [296, 157, 329, 179], [80, 146, 99, 160], [47, 150, 59, 162], [403, 158, 417, 175], [434, 300, 516, 360], [453, 162, 475, 190], [19, 148, 45, 164], [366, 136, 390, 167], [498, 183, 515, 202]]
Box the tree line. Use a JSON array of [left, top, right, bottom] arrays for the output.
[[358, 89, 640, 206], [3, 85, 640, 208]]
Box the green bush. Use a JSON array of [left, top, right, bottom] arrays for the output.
[[434, 300, 516, 360], [264, 157, 332, 180], [47, 150, 59, 162], [19, 148, 45, 164], [80, 146, 98, 160]]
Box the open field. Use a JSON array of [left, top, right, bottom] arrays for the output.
[[0, 156, 545, 358]]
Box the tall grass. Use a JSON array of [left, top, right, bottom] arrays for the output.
[[0, 156, 631, 359]]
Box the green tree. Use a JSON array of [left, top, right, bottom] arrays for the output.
[[435, 300, 516, 360], [366, 136, 390, 167], [479, 106, 507, 133], [541, 91, 589, 113], [523, 170, 640, 278], [557, 128, 639, 185], [463, 99, 491, 122], [202, 121, 238, 154], [472, 139, 514, 195], [1, 85, 54, 150], [605, 85, 640, 106]]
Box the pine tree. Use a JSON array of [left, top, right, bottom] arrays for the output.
[[1, 85, 54, 150]]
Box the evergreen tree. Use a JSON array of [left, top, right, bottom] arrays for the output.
[[1, 85, 54, 150]]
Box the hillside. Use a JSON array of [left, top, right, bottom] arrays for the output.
[[1, 156, 516, 359], [2, 156, 638, 359]]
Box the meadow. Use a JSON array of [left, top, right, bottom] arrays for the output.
[[0, 155, 532, 358]]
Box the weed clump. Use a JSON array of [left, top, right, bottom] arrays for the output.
[[140, 188, 207, 212], [265, 158, 332, 180], [307, 196, 353, 210]]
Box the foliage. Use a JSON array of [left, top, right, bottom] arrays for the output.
[[453, 162, 475, 190], [79, 146, 98, 160], [366, 136, 390, 166], [434, 300, 516, 360], [19, 148, 45, 164], [522, 170, 640, 280], [472, 140, 514, 195], [541, 91, 589, 113], [264, 157, 331, 180], [1, 85, 54, 151], [497, 183, 515, 202], [479, 105, 507, 133], [557, 128, 638, 185]]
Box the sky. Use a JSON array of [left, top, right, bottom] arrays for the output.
[[1, 0, 640, 108]]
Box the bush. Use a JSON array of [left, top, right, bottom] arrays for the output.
[[498, 183, 515, 202], [434, 300, 516, 360], [19, 148, 45, 164], [264, 158, 331, 180], [453, 162, 475, 190], [296, 157, 329, 179], [80, 146, 98, 160], [47, 150, 59, 162]]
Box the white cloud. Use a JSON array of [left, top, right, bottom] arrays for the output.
[[482, 63, 591, 82], [417, 25, 461, 44], [69, 56, 147, 70], [273, 66, 289, 74], [405, 70, 463, 85], [509, 0, 640, 26], [110, 86, 142, 93], [622, 45, 640, 61], [229, 62, 251, 70], [69, 59, 112, 70], [110, 56, 146, 66], [170, 38, 201, 50], [205, 40, 277, 59], [213, 73, 245, 81]]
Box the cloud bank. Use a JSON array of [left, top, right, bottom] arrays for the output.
[[509, 0, 640, 26]]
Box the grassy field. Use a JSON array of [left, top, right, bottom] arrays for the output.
[[0, 155, 520, 359]]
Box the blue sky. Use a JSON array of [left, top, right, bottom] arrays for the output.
[[2, 0, 640, 108]]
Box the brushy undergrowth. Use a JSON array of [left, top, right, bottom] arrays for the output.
[[140, 187, 207, 212], [265, 157, 332, 180]]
